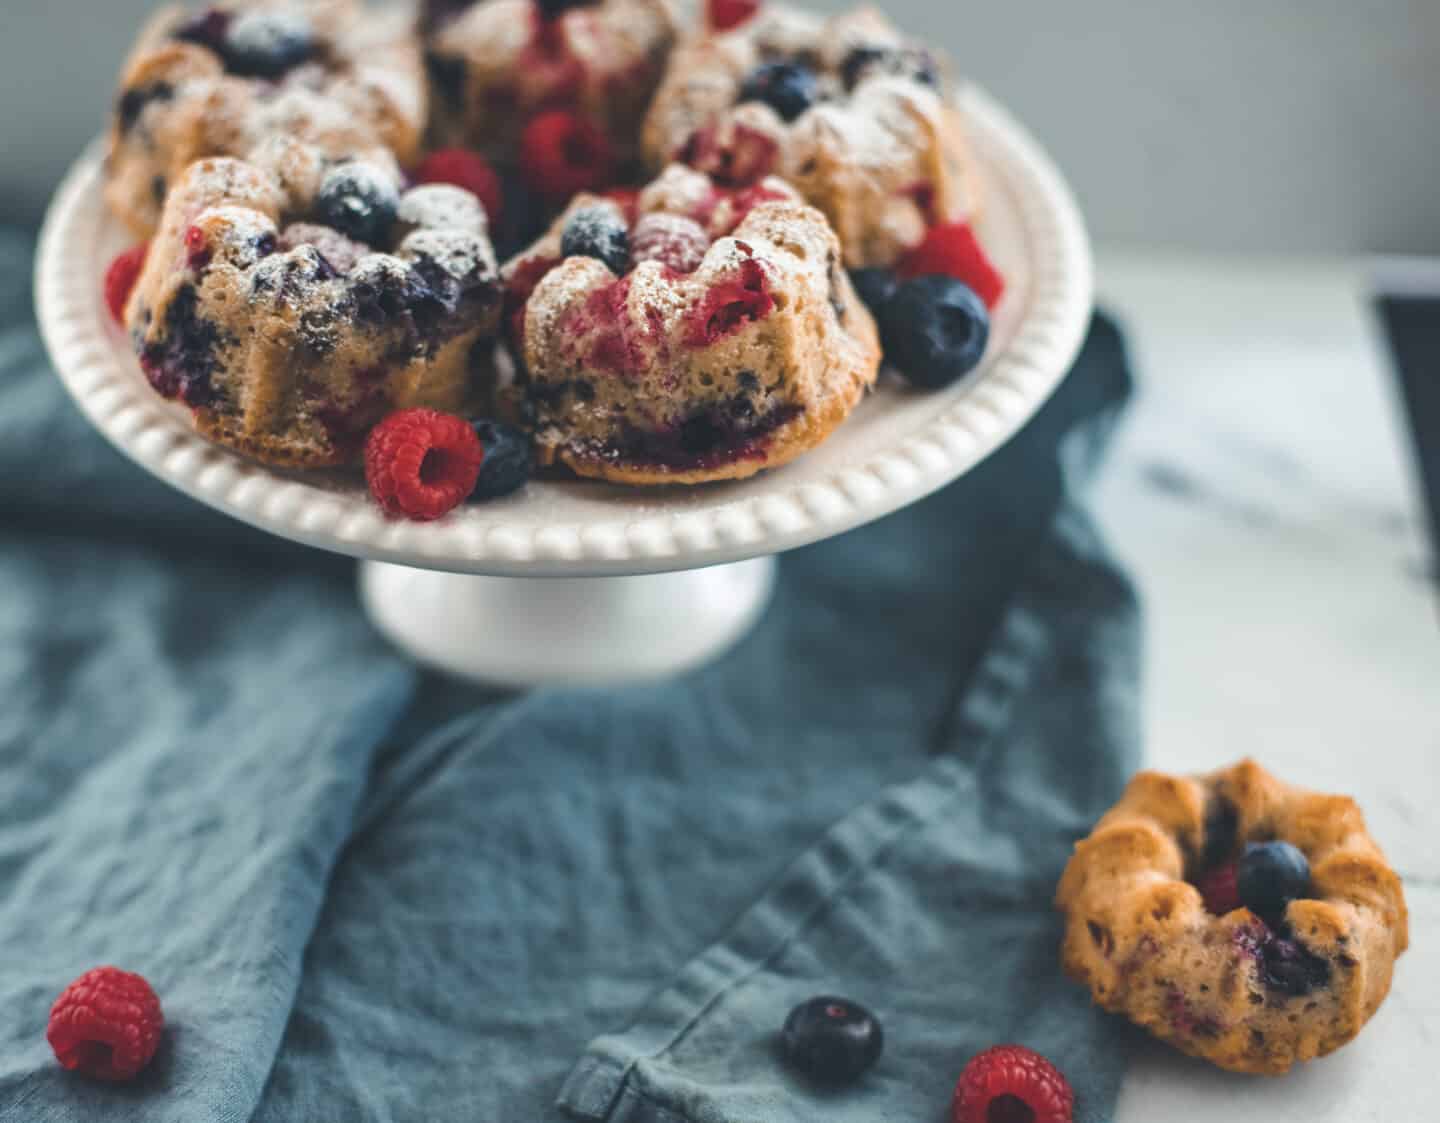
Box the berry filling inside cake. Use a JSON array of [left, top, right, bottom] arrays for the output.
[[502, 166, 880, 483]]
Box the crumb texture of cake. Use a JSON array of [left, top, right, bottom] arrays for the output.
[[642, 4, 982, 268], [501, 164, 881, 484], [107, 0, 427, 237], [1055, 759, 1409, 1075], [126, 155, 501, 468], [422, 0, 677, 161]]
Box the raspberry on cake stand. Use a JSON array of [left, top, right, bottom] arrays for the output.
[[36, 86, 1092, 687]]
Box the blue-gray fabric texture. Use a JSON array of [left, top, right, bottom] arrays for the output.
[[0, 226, 1141, 1123]]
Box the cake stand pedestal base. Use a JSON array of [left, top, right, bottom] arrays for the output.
[[359, 556, 777, 688]]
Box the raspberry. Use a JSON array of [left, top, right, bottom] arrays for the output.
[[951, 1045, 1074, 1123], [365, 409, 485, 521], [898, 221, 1006, 309], [47, 967, 164, 1082], [414, 148, 504, 226], [631, 213, 709, 274], [520, 111, 616, 201], [1198, 861, 1241, 916], [103, 243, 149, 326], [708, 0, 761, 32]]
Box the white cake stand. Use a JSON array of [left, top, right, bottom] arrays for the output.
[[35, 86, 1092, 687]]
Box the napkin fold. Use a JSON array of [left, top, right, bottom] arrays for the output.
[[0, 226, 1140, 1123]]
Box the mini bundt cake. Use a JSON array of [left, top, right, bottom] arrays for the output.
[[642, 5, 982, 268], [1056, 760, 1408, 1075], [422, 0, 677, 162], [125, 154, 501, 467], [107, 0, 427, 237], [501, 164, 881, 484]]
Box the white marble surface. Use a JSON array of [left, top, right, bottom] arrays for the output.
[[1090, 252, 1440, 1119]]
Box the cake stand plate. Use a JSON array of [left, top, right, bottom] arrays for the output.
[[36, 85, 1093, 687]]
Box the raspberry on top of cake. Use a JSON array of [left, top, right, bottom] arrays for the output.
[[500, 164, 881, 484], [642, 4, 983, 268]]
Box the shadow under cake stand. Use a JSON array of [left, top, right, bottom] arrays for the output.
[[36, 86, 1093, 688]]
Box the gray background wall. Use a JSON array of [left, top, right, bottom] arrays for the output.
[[4, 0, 1438, 252]]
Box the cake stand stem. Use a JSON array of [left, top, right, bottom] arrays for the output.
[[359, 556, 776, 688]]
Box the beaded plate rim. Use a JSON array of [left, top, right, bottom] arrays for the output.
[[36, 85, 1093, 577]]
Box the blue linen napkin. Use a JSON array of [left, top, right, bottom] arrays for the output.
[[0, 224, 1140, 1123]]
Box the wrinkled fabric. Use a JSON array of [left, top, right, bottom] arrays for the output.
[[0, 225, 1140, 1123]]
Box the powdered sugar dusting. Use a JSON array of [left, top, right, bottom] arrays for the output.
[[399, 185, 489, 236]]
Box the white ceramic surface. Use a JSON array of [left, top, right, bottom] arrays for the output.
[[35, 84, 1093, 581], [1093, 252, 1439, 1121]]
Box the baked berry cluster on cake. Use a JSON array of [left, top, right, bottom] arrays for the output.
[[101, 0, 1006, 515], [1056, 760, 1408, 1074]]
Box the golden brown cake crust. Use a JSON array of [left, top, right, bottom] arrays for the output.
[[106, 0, 426, 238], [502, 166, 881, 486], [1055, 760, 1408, 1075], [642, 5, 982, 268]]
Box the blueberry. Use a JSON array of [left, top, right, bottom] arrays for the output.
[[781, 997, 883, 1085], [1238, 841, 1311, 920], [560, 206, 630, 275], [316, 164, 400, 247], [1260, 936, 1331, 997], [879, 275, 989, 389], [222, 11, 317, 79], [738, 61, 819, 123], [849, 268, 897, 314], [469, 420, 535, 501]]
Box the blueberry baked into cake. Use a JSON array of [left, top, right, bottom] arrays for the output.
[[502, 165, 880, 483], [1056, 760, 1408, 1074], [642, 5, 982, 268], [100, 0, 1006, 518], [107, 0, 427, 238], [124, 154, 500, 467]]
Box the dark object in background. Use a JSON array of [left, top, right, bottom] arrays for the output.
[[1376, 296, 1440, 604]]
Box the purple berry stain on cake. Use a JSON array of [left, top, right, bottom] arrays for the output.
[[139, 285, 221, 408]]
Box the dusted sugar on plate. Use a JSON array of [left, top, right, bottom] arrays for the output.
[[124, 154, 501, 468], [1056, 759, 1409, 1075], [501, 165, 881, 484], [643, 4, 983, 267], [422, 0, 677, 165], [107, 0, 427, 237]]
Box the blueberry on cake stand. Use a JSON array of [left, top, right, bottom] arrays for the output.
[[37, 87, 1092, 687]]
